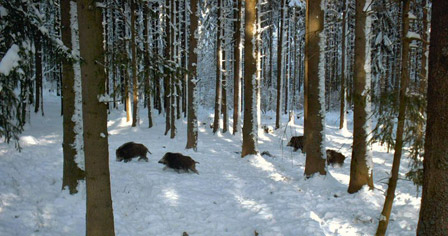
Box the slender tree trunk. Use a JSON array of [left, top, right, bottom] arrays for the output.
[[222, 49, 228, 133], [376, 1, 411, 234], [143, 4, 153, 128], [34, 34, 42, 114], [164, 0, 171, 135], [77, 0, 115, 235], [304, 0, 326, 177], [275, 0, 285, 130], [186, 0, 199, 150], [182, 0, 188, 118], [125, 72, 132, 122], [417, 2, 448, 234], [283, 6, 289, 115], [348, 0, 374, 194], [339, 0, 347, 129], [241, 0, 258, 157], [170, 0, 176, 139], [233, 0, 242, 135], [61, 0, 84, 194], [131, 0, 138, 127], [213, 0, 223, 134]]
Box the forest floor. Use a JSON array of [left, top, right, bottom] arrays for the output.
[[0, 93, 421, 236]]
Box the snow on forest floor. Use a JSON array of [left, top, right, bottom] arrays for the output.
[[0, 94, 421, 236]]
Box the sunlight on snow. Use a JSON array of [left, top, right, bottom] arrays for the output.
[[330, 172, 350, 185], [162, 187, 179, 207], [249, 155, 289, 182], [19, 135, 58, 146], [234, 195, 274, 221]]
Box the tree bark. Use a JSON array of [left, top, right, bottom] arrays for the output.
[[417, 0, 448, 235], [170, 0, 176, 139], [241, 0, 258, 157], [143, 4, 153, 128], [275, 0, 285, 130], [131, 0, 138, 127], [348, 0, 374, 194], [232, 0, 242, 135], [304, 0, 326, 177], [186, 0, 199, 150], [61, 0, 84, 194], [164, 0, 171, 135], [213, 0, 223, 134], [34, 34, 42, 114], [339, 0, 347, 130], [77, 0, 115, 235]]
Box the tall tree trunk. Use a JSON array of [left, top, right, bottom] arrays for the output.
[[339, 0, 347, 130], [283, 6, 289, 115], [233, 0, 242, 135], [186, 0, 199, 150], [170, 0, 176, 139], [125, 72, 132, 122], [77, 0, 115, 235], [415, 0, 429, 146], [182, 0, 188, 118], [61, 0, 84, 194], [34, 34, 42, 114], [417, 0, 448, 235], [222, 49, 228, 133], [143, 4, 153, 128], [213, 0, 223, 134], [241, 0, 258, 157], [304, 0, 326, 177], [275, 0, 285, 130], [131, 0, 139, 127], [376, 0, 411, 234], [348, 0, 374, 194], [164, 0, 171, 135]]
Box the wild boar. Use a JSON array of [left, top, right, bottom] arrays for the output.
[[287, 136, 305, 152], [326, 149, 346, 166], [116, 142, 151, 162], [158, 152, 199, 174]]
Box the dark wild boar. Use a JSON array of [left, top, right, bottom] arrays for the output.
[[158, 152, 199, 174], [287, 136, 305, 152], [116, 142, 151, 162], [326, 149, 346, 166]]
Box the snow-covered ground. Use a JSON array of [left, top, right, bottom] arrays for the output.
[[0, 94, 421, 235]]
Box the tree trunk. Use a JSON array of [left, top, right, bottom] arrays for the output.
[[304, 0, 326, 177], [348, 0, 374, 194], [233, 0, 242, 135], [222, 48, 228, 133], [186, 0, 199, 150], [164, 0, 171, 135], [275, 0, 285, 130], [61, 0, 84, 194], [34, 34, 42, 114], [170, 0, 176, 139], [241, 0, 258, 157], [376, 0, 410, 234], [213, 0, 222, 134], [77, 0, 115, 235], [417, 0, 448, 235], [143, 4, 153, 128], [131, 0, 138, 127], [339, 0, 347, 130]]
